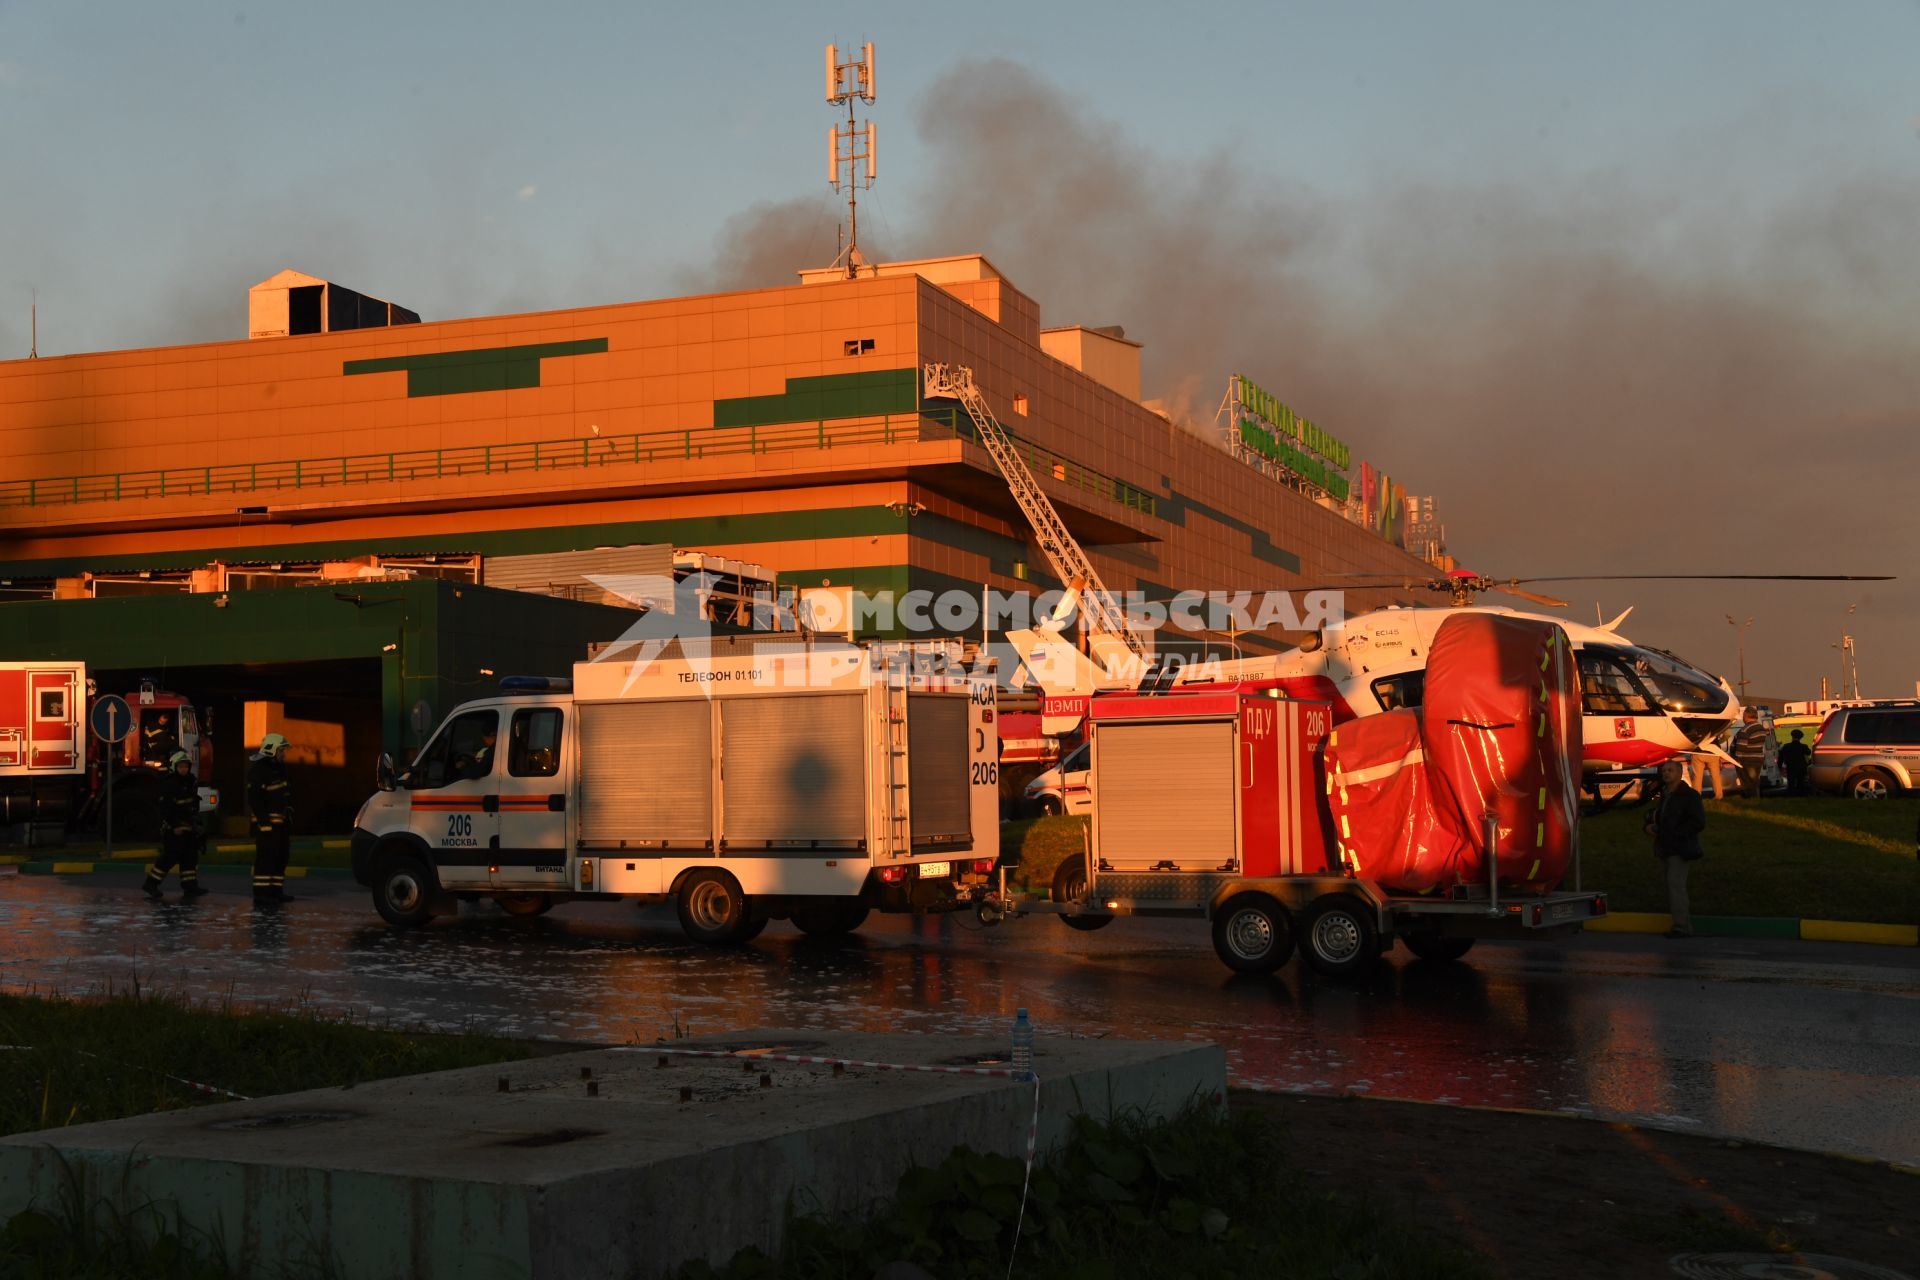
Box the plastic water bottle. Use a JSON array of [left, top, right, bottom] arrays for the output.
[[1010, 1008, 1034, 1077]]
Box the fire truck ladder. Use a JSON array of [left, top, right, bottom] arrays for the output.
[[881, 659, 912, 858], [921, 363, 1145, 660]]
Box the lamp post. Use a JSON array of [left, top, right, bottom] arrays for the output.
[[1724, 614, 1752, 702], [1834, 604, 1858, 699]]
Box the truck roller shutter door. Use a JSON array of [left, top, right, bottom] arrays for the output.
[[907, 694, 970, 844], [721, 694, 866, 847], [578, 700, 713, 847], [1096, 721, 1237, 869]]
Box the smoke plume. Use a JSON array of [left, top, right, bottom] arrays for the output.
[[709, 58, 1920, 692]]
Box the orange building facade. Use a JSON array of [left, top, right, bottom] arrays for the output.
[[0, 253, 1433, 821]]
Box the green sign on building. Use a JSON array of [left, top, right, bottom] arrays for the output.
[[1231, 374, 1352, 502]]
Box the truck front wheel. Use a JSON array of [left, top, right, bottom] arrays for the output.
[[1300, 895, 1379, 978], [374, 854, 435, 929], [1211, 894, 1294, 974], [676, 870, 766, 945]]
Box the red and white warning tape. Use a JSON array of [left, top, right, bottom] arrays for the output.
[[633, 1045, 1027, 1079], [0, 1044, 251, 1101], [626, 1045, 1043, 1276]]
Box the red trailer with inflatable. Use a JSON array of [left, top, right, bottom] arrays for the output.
[[1013, 614, 1609, 976]]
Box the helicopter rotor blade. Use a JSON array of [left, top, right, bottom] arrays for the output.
[[1489, 585, 1572, 609], [1508, 574, 1895, 585]]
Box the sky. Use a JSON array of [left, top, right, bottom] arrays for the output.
[[2, 0, 1916, 698]]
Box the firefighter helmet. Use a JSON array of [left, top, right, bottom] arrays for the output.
[[259, 733, 289, 759], [168, 750, 192, 770]]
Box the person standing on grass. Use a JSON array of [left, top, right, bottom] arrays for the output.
[[247, 733, 296, 906], [1778, 729, 1812, 795], [1732, 708, 1769, 797], [1645, 758, 1706, 938]]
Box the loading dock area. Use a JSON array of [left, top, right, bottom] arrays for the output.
[[0, 580, 636, 833]]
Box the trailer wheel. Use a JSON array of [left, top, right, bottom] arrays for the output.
[[373, 854, 435, 929], [792, 900, 870, 936], [496, 894, 554, 918], [1402, 934, 1475, 963], [676, 870, 764, 945], [1210, 894, 1294, 974], [1050, 853, 1113, 932], [1299, 895, 1379, 978]]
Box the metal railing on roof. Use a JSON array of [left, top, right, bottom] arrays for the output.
[[0, 411, 1156, 519]]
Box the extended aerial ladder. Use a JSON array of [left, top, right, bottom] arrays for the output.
[[922, 363, 1148, 710]]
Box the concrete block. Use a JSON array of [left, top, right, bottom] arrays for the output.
[[0, 1029, 1224, 1279]]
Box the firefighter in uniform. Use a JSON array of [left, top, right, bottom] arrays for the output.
[[248, 732, 295, 904], [141, 712, 179, 766], [142, 750, 208, 900]]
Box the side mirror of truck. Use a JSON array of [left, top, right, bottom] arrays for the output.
[[376, 753, 397, 792]]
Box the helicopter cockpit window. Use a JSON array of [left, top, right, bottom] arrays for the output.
[[1577, 651, 1658, 716], [1371, 671, 1426, 712], [1621, 648, 1729, 715]]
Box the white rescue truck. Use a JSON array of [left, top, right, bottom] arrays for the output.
[[350, 639, 1001, 943]]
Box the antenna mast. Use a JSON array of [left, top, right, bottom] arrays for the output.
[[825, 41, 877, 278], [29, 290, 37, 359]]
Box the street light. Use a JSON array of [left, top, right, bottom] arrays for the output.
[[1724, 615, 1753, 702], [1833, 605, 1859, 699]]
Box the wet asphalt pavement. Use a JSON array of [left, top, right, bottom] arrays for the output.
[[2, 872, 1915, 1165]]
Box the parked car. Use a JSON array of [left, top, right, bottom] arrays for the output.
[[1808, 704, 1920, 798], [1021, 740, 1090, 816]]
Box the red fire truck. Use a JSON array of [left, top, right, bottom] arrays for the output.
[[1003, 607, 1616, 977], [0, 662, 216, 841]]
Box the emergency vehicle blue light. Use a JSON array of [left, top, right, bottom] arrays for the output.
[[498, 676, 573, 693]]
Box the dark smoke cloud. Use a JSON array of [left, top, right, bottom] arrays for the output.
[[698, 56, 1920, 693], [672, 195, 842, 297]]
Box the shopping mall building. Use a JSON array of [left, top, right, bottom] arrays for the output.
[[0, 256, 1440, 825]]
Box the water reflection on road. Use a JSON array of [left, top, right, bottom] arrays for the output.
[[2, 876, 1914, 1163]]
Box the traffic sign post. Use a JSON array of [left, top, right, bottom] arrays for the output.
[[91, 694, 134, 856]]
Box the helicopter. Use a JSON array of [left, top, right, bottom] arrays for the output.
[[1005, 569, 1892, 780], [1165, 569, 1895, 776]]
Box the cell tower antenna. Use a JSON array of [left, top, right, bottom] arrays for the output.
[[824, 41, 877, 279]]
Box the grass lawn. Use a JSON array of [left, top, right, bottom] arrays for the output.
[[1582, 797, 1918, 923], [685, 1105, 1486, 1280], [0, 991, 533, 1138], [1001, 816, 1091, 896], [1000, 799, 1919, 924]]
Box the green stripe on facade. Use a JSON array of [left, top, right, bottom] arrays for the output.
[[1, 509, 1043, 584], [714, 369, 919, 429], [0, 508, 920, 579], [1156, 490, 1301, 573], [343, 339, 609, 397]]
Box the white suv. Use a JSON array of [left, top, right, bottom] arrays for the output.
[[1809, 705, 1920, 798]]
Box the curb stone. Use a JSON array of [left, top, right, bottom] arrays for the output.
[[16, 861, 351, 880], [1584, 911, 1916, 947]]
